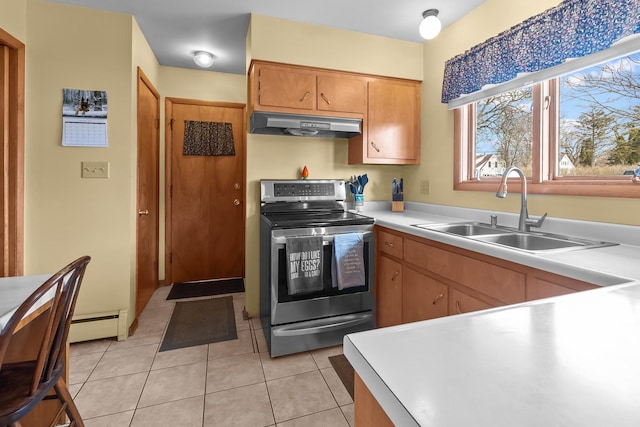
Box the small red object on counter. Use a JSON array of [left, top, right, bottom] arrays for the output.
[[302, 166, 309, 180]]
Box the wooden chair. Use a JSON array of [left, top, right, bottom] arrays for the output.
[[0, 256, 91, 427]]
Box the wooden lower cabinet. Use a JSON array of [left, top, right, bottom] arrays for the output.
[[448, 288, 494, 315], [354, 374, 394, 427], [376, 254, 403, 328], [402, 266, 448, 323], [375, 226, 598, 324]]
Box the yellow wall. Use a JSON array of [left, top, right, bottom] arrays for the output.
[[24, 0, 136, 325], [411, 0, 640, 227], [0, 0, 27, 42], [249, 14, 423, 80]]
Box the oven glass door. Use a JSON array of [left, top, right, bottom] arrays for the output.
[[270, 226, 374, 300], [274, 238, 370, 303]]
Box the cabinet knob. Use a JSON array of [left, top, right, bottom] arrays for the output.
[[320, 93, 331, 105], [299, 91, 311, 103], [432, 293, 444, 305], [455, 300, 463, 314], [384, 241, 394, 248], [233, 199, 241, 206], [234, 183, 240, 190], [138, 209, 149, 216], [391, 271, 399, 281], [370, 141, 380, 152]]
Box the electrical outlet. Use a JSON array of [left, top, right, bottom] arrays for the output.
[[420, 180, 430, 195], [81, 161, 109, 178]]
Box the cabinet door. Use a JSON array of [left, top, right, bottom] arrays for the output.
[[366, 80, 420, 161], [258, 67, 316, 111], [402, 267, 448, 323], [448, 288, 493, 316], [317, 75, 366, 114], [377, 254, 403, 328], [526, 277, 578, 301]]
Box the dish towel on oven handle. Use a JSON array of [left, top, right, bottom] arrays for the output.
[[285, 235, 324, 295], [332, 233, 365, 290]]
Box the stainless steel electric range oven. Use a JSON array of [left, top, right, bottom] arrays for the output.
[[260, 179, 375, 357]]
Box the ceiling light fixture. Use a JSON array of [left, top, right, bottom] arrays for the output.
[[419, 9, 441, 40], [193, 51, 215, 68]]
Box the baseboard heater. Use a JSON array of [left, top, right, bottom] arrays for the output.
[[69, 309, 128, 343]]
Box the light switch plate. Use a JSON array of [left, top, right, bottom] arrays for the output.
[[420, 180, 430, 195], [81, 161, 109, 178]]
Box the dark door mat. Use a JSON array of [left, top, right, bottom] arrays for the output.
[[166, 278, 245, 300], [159, 296, 237, 352], [329, 354, 355, 400]]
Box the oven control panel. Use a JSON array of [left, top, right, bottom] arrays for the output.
[[261, 179, 347, 202], [273, 182, 334, 197]]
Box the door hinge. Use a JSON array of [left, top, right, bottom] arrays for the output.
[[169, 253, 172, 264], [169, 185, 173, 198], [170, 118, 175, 129], [155, 118, 160, 129]]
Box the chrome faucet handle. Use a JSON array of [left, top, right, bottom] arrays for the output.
[[525, 212, 548, 229], [490, 215, 498, 228]]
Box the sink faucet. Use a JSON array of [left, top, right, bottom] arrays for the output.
[[496, 166, 547, 232]]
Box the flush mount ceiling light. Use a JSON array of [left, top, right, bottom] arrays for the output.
[[193, 51, 215, 68], [419, 9, 442, 40]]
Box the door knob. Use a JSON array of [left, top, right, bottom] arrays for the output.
[[138, 209, 149, 216], [233, 199, 241, 206]]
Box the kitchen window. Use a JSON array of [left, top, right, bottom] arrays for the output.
[[454, 51, 640, 199]]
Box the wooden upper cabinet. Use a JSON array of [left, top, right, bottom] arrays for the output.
[[257, 66, 316, 111], [249, 61, 365, 116], [367, 79, 420, 162], [317, 75, 366, 114], [248, 61, 422, 165]]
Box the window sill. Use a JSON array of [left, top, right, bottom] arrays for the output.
[[454, 179, 640, 198]]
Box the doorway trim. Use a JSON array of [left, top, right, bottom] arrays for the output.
[[0, 27, 25, 276]]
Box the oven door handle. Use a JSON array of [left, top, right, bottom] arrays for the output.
[[272, 313, 372, 337], [272, 231, 373, 245]]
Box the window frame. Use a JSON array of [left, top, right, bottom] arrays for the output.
[[454, 80, 640, 198]]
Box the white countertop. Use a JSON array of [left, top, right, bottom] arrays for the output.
[[345, 281, 640, 426], [344, 202, 640, 426], [0, 274, 53, 331], [359, 202, 640, 285]]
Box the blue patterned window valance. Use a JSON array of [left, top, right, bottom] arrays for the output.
[[442, 0, 640, 106]]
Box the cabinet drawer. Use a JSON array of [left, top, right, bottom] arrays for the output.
[[378, 230, 403, 259], [404, 239, 525, 305], [448, 288, 493, 315]]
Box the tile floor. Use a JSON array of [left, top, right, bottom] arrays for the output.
[[69, 285, 354, 427]]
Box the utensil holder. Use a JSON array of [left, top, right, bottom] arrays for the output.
[[354, 194, 364, 212], [392, 201, 404, 212]]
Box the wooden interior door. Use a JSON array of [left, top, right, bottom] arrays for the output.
[[0, 28, 25, 277], [135, 68, 160, 316], [165, 99, 245, 284]]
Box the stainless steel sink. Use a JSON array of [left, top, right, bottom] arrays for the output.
[[475, 233, 600, 252], [413, 222, 513, 236], [412, 222, 617, 253]]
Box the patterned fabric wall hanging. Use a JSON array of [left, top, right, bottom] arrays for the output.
[[183, 121, 236, 156], [442, 0, 640, 104]]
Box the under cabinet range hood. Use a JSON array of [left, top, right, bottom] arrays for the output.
[[249, 111, 362, 138]]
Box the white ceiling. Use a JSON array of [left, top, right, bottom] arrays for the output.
[[49, 0, 485, 74]]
